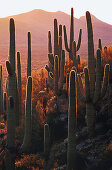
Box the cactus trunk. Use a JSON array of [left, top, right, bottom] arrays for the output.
[[67, 70, 77, 169], [21, 76, 32, 152]]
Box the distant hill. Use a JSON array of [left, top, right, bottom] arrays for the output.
[[0, 9, 112, 74]]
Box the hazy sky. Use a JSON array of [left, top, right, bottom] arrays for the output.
[[0, 0, 112, 25]]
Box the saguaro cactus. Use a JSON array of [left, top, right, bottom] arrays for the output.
[[7, 96, 15, 148], [54, 55, 59, 94], [4, 92, 6, 113], [63, 8, 82, 60], [27, 32, 31, 78], [17, 52, 22, 119], [59, 50, 65, 89], [77, 11, 110, 134], [44, 123, 50, 159], [67, 70, 77, 169], [0, 65, 3, 115], [21, 76, 32, 152], [6, 96, 15, 170], [54, 19, 59, 56]]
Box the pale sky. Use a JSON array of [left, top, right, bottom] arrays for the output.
[[0, 0, 112, 25]]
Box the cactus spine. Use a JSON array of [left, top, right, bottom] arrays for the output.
[[63, 8, 82, 60], [21, 76, 32, 152], [77, 11, 110, 134], [67, 70, 77, 169], [0, 65, 3, 115], [27, 32, 31, 78]]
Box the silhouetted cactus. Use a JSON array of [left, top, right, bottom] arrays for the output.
[[54, 55, 59, 94], [48, 31, 52, 53], [77, 11, 110, 134], [67, 70, 77, 169], [0, 65, 3, 115], [98, 39, 102, 51], [54, 19, 59, 56], [17, 52, 22, 121], [27, 32, 31, 78], [59, 50, 65, 89], [21, 76, 32, 152], [7, 96, 15, 148], [3, 92, 6, 113], [44, 123, 50, 159], [63, 8, 82, 60]]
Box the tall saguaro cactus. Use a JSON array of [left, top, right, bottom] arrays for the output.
[[67, 70, 77, 169], [59, 50, 65, 89], [54, 19, 59, 56], [17, 52, 22, 120], [27, 32, 31, 78], [54, 55, 59, 94], [0, 65, 3, 115], [21, 76, 32, 152], [63, 8, 82, 60], [6, 96, 15, 170], [44, 123, 50, 159], [77, 11, 110, 134]]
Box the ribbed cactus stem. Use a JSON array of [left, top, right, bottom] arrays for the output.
[[54, 55, 59, 94], [7, 96, 15, 148], [67, 70, 77, 169], [44, 123, 50, 159], [72, 41, 77, 69], [98, 39, 102, 51], [0, 65, 3, 115], [63, 8, 82, 60], [59, 50, 65, 89], [21, 76, 32, 152], [47, 53, 54, 89], [27, 32, 31, 78], [17, 52, 22, 119], [4, 92, 6, 113], [48, 31, 52, 53], [6, 97, 15, 170], [86, 11, 95, 98], [66, 73, 69, 93], [9, 18, 15, 73], [54, 19, 58, 56]]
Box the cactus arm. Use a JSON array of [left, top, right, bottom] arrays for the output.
[[59, 24, 62, 36], [48, 53, 54, 66], [63, 25, 71, 52], [101, 64, 110, 98], [27, 32, 31, 78], [58, 35, 62, 77], [98, 39, 102, 51], [93, 49, 101, 104], [9, 18, 15, 73], [72, 41, 77, 68], [48, 31, 52, 53], [84, 67, 90, 102], [86, 11, 95, 98], [77, 29, 82, 51], [49, 72, 54, 79], [6, 61, 13, 76], [45, 65, 50, 72], [77, 55, 80, 65], [54, 19, 59, 56]]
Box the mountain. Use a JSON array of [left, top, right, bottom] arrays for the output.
[[0, 9, 112, 74]]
